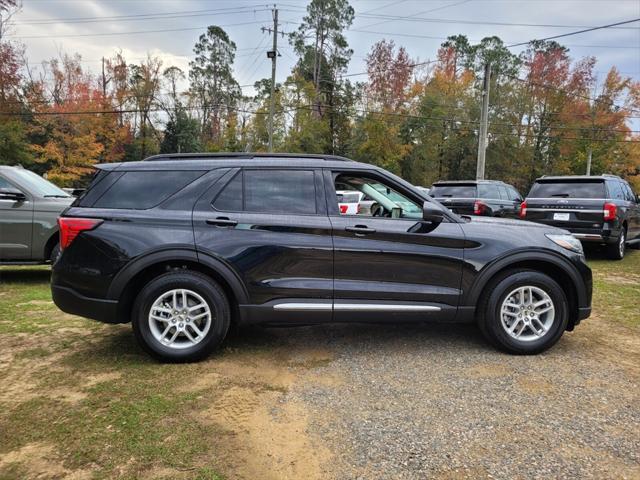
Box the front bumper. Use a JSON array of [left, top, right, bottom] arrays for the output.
[[52, 285, 121, 324]]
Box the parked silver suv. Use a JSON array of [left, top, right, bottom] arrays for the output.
[[0, 165, 73, 264]]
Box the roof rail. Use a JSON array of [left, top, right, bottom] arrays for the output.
[[142, 152, 353, 162]]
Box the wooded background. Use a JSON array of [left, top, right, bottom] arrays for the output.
[[0, 0, 638, 191]]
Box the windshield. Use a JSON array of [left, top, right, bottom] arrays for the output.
[[430, 184, 477, 198], [528, 181, 605, 199], [14, 169, 70, 197]]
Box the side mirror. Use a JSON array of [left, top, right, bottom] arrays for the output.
[[423, 202, 444, 223], [0, 187, 26, 202]]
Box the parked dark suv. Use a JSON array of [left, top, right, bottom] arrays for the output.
[[51, 153, 592, 361], [521, 175, 640, 260], [430, 180, 523, 218]]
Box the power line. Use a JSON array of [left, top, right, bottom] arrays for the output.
[[16, 6, 271, 25], [507, 18, 640, 48], [6, 20, 270, 39]]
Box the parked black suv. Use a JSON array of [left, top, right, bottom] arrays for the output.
[[51, 153, 592, 361], [521, 175, 640, 260], [430, 180, 524, 218]]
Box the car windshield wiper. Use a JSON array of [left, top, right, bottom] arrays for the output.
[[44, 194, 70, 198], [550, 193, 570, 197]]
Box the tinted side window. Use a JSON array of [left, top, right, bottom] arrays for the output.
[[622, 183, 636, 202], [213, 171, 242, 211], [508, 187, 522, 201], [606, 180, 625, 200], [244, 170, 316, 214], [0, 176, 16, 189], [94, 171, 204, 209], [478, 184, 500, 199], [498, 186, 510, 200]]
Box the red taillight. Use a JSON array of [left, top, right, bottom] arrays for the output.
[[357, 203, 362, 214], [58, 217, 103, 250], [519, 200, 528, 219], [473, 200, 487, 215], [339, 205, 348, 214], [603, 202, 617, 221]]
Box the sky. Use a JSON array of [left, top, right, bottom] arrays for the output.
[[4, 0, 640, 99]]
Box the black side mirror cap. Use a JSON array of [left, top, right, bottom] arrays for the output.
[[423, 201, 444, 223], [0, 188, 26, 201]]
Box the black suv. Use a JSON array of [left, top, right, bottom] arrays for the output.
[[430, 180, 524, 218], [522, 175, 640, 260], [51, 153, 592, 361]]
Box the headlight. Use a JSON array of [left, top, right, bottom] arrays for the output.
[[545, 234, 584, 254]]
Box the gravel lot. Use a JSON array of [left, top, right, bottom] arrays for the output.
[[1, 252, 639, 479], [277, 319, 639, 479]]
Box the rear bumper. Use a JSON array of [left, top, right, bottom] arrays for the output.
[[51, 285, 122, 324]]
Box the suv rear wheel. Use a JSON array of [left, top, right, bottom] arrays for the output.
[[606, 228, 626, 260], [478, 270, 568, 354], [132, 270, 230, 362]]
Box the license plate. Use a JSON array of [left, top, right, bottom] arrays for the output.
[[553, 213, 570, 221]]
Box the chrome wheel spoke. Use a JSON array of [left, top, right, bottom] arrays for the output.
[[501, 285, 555, 343], [148, 288, 212, 350]]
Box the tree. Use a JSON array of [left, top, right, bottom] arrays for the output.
[[188, 26, 241, 146], [128, 55, 162, 160], [290, 0, 354, 117], [160, 110, 201, 154], [366, 40, 414, 110]]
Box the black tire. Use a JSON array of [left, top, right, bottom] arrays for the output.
[[478, 269, 569, 355], [49, 243, 60, 264], [132, 270, 231, 362], [605, 228, 626, 260]]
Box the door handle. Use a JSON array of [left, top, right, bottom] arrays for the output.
[[206, 217, 238, 227], [345, 225, 376, 234]]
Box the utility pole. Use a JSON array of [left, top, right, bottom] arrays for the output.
[[586, 148, 592, 176], [476, 63, 491, 180], [266, 7, 279, 152]]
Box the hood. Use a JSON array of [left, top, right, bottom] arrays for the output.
[[463, 215, 570, 233]]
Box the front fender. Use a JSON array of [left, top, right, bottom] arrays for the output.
[[465, 248, 590, 308]]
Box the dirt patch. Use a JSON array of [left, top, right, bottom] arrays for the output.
[[0, 443, 92, 480], [466, 363, 512, 378], [200, 385, 332, 480], [15, 300, 54, 307], [516, 376, 555, 394], [602, 274, 640, 285]]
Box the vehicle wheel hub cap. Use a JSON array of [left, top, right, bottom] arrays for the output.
[[500, 286, 555, 342], [148, 289, 212, 350]]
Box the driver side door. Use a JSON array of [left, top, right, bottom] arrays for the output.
[[0, 174, 33, 261], [324, 168, 466, 322]]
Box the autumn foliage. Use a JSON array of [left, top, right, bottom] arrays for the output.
[[0, 0, 638, 190]]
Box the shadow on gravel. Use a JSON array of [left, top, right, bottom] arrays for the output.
[[227, 321, 492, 354], [0, 268, 51, 284]]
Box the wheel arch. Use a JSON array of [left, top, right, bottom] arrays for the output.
[[108, 249, 248, 324], [43, 231, 59, 261], [467, 251, 586, 329]]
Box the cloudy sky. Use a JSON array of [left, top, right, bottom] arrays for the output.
[[5, 0, 640, 97]]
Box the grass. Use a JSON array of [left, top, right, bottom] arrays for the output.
[[0, 251, 638, 478]]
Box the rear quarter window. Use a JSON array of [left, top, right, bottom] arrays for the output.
[[528, 181, 606, 199], [92, 170, 205, 209]]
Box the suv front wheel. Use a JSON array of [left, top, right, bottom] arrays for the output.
[[478, 270, 569, 354], [132, 270, 230, 362]]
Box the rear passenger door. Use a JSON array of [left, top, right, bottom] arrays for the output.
[[193, 167, 334, 322]]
